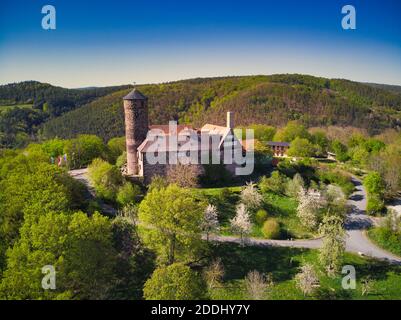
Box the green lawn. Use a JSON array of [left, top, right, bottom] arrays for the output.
[[208, 243, 401, 300], [196, 186, 314, 240], [262, 192, 313, 239]]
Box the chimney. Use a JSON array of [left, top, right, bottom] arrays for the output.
[[226, 111, 234, 129]]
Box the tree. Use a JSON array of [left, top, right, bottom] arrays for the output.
[[297, 188, 325, 231], [138, 184, 205, 265], [364, 171, 385, 196], [143, 263, 206, 300], [230, 204, 252, 246], [116, 182, 141, 207], [0, 212, 117, 300], [166, 164, 201, 188], [324, 185, 347, 217], [203, 258, 224, 290], [364, 171, 386, 215], [285, 173, 305, 198], [244, 270, 273, 300], [259, 171, 287, 195], [295, 263, 320, 296], [240, 181, 263, 212], [318, 215, 345, 276], [287, 137, 316, 157], [107, 136, 126, 164], [310, 130, 329, 152], [273, 121, 310, 143], [110, 215, 155, 300], [63, 134, 108, 169], [201, 204, 220, 241], [88, 158, 123, 202], [0, 153, 84, 270], [331, 140, 349, 162]]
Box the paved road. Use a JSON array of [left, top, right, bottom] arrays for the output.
[[69, 169, 401, 263], [345, 178, 401, 263]]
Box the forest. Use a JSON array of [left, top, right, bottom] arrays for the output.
[[0, 81, 131, 148], [40, 74, 401, 143]]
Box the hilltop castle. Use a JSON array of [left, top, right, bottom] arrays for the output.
[[123, 88, 248, 183]]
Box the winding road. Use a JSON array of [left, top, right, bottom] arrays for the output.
[[210, 177, 401, 264], [69, 169, 401, 264]]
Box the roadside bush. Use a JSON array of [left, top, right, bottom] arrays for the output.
[[364, 172, 385, 196], [255, 209, 268, 225], [262, 218, 280, 239], [366, 194, 386, 215], [317, 167, 354, 197], [369, 227, 401, 256]]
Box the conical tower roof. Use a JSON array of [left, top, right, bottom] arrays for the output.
[[123, 88, 147, 100]]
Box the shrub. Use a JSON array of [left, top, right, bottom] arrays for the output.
[[259, 172, 287, 195], [255, 209, 268, 225], [143, 263, 207, 300], [366, 194, 385, 215], [116, 182, 141, 207], [262, 218, 280, 239], [364, 172, 385, 196]]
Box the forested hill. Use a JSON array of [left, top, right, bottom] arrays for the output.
[[0, 81, 131, 148], [0, 81, 131, 117], [41, 74, 401, 142]]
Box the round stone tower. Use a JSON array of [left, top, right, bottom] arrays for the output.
[[123, 88, 148, 175]]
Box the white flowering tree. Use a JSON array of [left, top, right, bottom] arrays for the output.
[[240, 181, 263, 212], [230, 203, 252, 246], [297, 187, 326, 231], [201, 204, 220, 241], [295, 263, 320, 296], [318, 215, 346, 277]]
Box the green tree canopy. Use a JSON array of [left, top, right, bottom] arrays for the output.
[[138, 184, 205, 265], [143, 263, 206, 300]]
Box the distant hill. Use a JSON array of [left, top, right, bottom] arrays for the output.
[[41, 74, 401, 142], [365, 82, 401, 95], [0, 81, 131, 116], [0, 81, 131, 147]]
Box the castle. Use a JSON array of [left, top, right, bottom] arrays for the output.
[[123, 88, 249, 183]]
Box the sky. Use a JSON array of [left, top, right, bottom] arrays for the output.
[[0, 0, 401, 87]]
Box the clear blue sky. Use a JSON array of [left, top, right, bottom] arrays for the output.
[[1, 0, 401, 87]]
